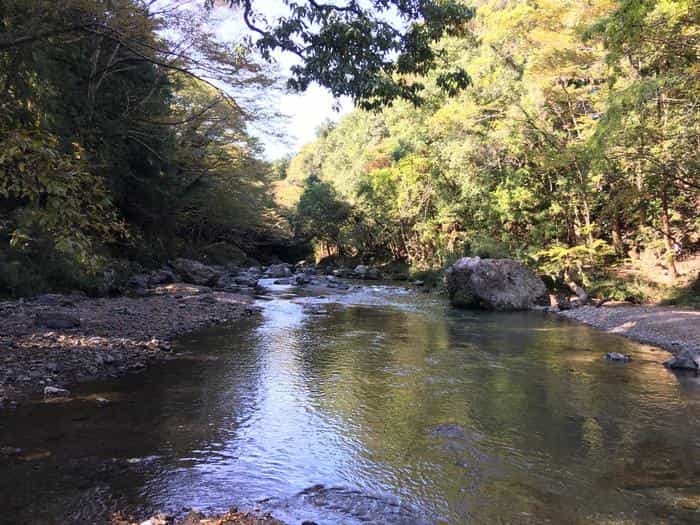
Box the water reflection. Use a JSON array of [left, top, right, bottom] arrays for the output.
[[0, 285, 698, 524]]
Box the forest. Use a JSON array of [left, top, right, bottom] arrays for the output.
[[1, 0, 698, 303], [0, 0, 471, 297], [1, 2, 699, 524], [282, 0, 699, 302]]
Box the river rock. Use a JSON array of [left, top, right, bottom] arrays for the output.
[[43, 386, 70, 398], [171, 258, 221, 286], [215, 272, 241, 290], [128, 274, 150, 290], [294, 273, 313, 285], [605, 352, 631, 362], [139, 513, 172, 525], [234, 273, 259, 287], [445, 257, 548, 310], [34, 312, 81, 329], [264, 263, 292, 278], [295, 260, 316, 272], [148, 269, 176, 286], [354, 265, 381, 280], [664, 348, 700, 370]]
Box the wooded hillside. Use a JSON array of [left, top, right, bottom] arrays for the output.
[[281, 0, 699, 300]]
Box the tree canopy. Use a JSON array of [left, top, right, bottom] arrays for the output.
[[220, 0, 474, 108], [281, 0, 699, 296]]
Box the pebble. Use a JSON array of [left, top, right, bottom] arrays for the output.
[[605, 352, 631, 362], [43, 386, 70, 398]]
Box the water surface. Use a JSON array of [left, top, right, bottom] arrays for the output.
[[1, 282, 699, 524]]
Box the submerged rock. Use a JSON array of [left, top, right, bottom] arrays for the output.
[[664, 348, 700, 370], [605, 352, 631, 362], [428, 422, 467, 440], [445, 257, 548, 311]]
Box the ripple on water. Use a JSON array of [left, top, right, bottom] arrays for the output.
[[0, 284, 699, 524]]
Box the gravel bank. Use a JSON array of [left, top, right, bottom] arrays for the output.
[[555, 304, 700, 354], [0, 283, 258, 408], [112, 508, 282, 525]]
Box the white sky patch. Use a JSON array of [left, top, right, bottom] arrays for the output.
[[209, 2, 353, 160]]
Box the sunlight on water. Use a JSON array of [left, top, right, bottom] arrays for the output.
[[1, 284, 699, 524]]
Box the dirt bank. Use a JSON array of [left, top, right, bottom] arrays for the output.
[[556, 303, 700, 354], [0, 283, 258, 408]]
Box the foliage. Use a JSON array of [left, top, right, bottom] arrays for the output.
[[221, 0, 475, 108], [295, 177, 352, 254], [0, 0, 279, 296], [281, 0, 699, 295], [535, 241, 615, 286]]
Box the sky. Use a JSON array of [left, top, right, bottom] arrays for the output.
[[209, 2, 354, 160]]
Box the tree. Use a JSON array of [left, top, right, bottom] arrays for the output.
[[281, 0, 699, 288], [295, 176, 351, 255], [218, 0, 474, 108]]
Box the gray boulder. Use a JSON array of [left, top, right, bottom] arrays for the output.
[[127, 274, 150, 290], [35, 312, 81, 329], [366, 267, 382, 280], [294, 273, 313, 285], [215, 272, 240, 290], [353, 265, 382, 280], [234, 272, 260, 287], [264, 263, 292, 278], [354, 264, 368, 277], [332, 267, 354, 278], [445, 257, 548, 311], [171, 258, 221, 286], [664, 348, 700, 370]]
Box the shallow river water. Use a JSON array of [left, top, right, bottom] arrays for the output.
[[1, 282, 699, 524]]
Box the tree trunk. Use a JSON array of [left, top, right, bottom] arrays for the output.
[[660, 188, 678, 281], [611, 214, 624, 256]]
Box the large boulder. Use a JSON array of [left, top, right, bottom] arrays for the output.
[[171, 258, 222, 286], [445, 257, 548, 311]]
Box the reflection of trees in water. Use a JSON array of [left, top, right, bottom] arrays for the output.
[[2, 303, 698, 524], [293, 305, 700, 522], [0, 320, 268, 524]]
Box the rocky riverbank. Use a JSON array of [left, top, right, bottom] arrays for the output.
[[555, 303, 700, 358], [0, 258, 407, 409], [112, 508, 283, 525], [0, 283, 258, 409]]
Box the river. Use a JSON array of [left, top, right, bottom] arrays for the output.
[[1, 281, 699, 524]]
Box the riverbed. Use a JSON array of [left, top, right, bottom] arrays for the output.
[[1, 281, 699, 524]]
